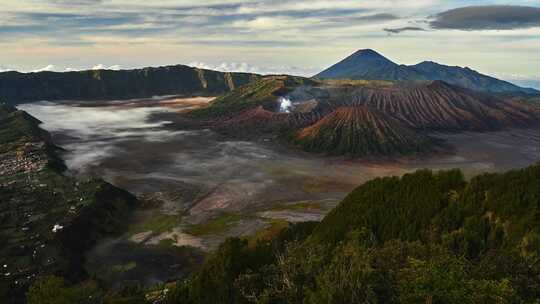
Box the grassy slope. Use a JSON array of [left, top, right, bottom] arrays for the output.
[[189, 76, 316, 119]]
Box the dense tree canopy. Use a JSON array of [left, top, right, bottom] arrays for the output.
[[163, 164, 540, 304]]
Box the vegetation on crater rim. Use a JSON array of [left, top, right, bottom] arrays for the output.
[[0, 103, 138, 303], [162, 164, 540, 304]]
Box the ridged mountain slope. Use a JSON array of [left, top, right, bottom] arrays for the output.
[[293, 106, 433, 156], [328, 81, 538, 131]]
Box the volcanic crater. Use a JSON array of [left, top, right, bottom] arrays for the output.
[[191, 76, 540, 156]]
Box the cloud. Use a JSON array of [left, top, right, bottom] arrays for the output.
[[1, 0, 539, 82], [501, 74, 540, 90], [17, 101, 178, 173], [188, 61, 320, 77], [361, 13, 399, 21], [31, 64, 56, 72], [0, 66, 14, 72], [384, 26, 426, 34], [430, 5, 540, 30], [3, 64, 122, 73], [92, 64, 122, 70], [48, 0, 103, 5], [0, 0, 410, 46]]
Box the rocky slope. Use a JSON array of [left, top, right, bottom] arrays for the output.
[[327, 81, 538, 131], [0, 103, 138, 303], [293, 107, 434, 156], [0, 65, 260, 104], [315, 49, 539, 95]]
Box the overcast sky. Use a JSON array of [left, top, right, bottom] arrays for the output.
[[1, 0, 540, 88]]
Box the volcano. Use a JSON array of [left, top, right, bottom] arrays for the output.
[[326, 80, 538, 131], [187, 74, 540, 157], [315, 49, 538, 94], [315, 49, 425, 82], [294, 106, 434, 156]]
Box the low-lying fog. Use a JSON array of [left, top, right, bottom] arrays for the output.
[[18, 97, 540, 285], [19, 97, 540, 226], [20, 98, 384, 216]]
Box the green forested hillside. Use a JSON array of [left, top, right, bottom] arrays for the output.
[[163, 164, 540, 304]]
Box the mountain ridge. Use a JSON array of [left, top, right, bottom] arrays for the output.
[[0, 65, 261, 104], [0, 103, 138, 302], [316, 49, 426, 82], [315, 49, 539, 95]]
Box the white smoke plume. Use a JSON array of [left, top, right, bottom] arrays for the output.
[[279, 97, 292, 113]]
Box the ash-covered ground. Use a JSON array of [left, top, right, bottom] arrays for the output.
[[19, 97, 540, 286]]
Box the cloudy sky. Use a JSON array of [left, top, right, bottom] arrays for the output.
[[1, 0, 540, 88]]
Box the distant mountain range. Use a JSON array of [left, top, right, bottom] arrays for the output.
[[315, 49, 539, 95], [0, 65, 260, 104], [1, 49, 537, 105]]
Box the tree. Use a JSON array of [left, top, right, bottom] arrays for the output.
[[397, 253, 471, 304], [26, 276, 102, 304]]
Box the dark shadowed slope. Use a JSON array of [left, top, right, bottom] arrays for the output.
[[0, 103, 137, 303]]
